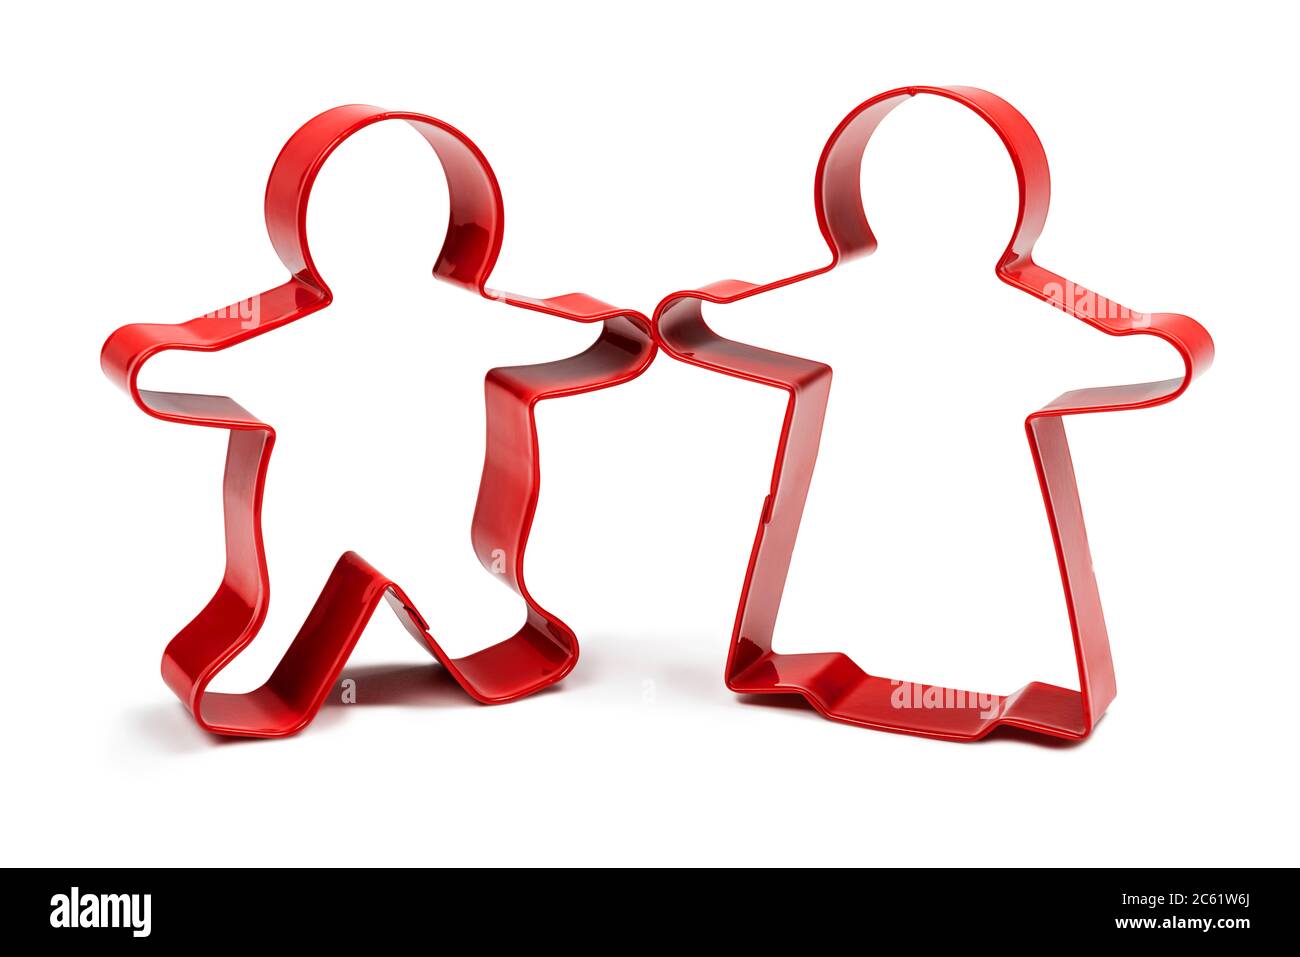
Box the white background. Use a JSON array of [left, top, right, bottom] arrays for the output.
[[3, 1, 1297, 867]]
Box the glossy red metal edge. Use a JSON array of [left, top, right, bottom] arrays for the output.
[[653, 86, 1213, 741], [102, 106, 655, 737]]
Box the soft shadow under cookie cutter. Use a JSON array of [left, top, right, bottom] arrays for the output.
[[652, 85, 1213, 741], [102, 105, 655, 737]]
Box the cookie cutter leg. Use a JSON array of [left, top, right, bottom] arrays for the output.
[[653, 86, 1212, 741], [102, 106, 654, 736]]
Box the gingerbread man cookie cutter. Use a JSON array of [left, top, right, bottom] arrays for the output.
[[102, 105, 655, 737]]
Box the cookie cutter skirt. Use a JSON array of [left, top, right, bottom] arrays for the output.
[[653, 86, 1212, 741], [101, 106, 655, 737]]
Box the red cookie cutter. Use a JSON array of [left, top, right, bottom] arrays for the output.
[[652, 85, 1213, 741], [101, 105, 654, 737]]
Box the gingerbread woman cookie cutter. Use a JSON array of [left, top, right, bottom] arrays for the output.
[[652, 85, 1213, 741]]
